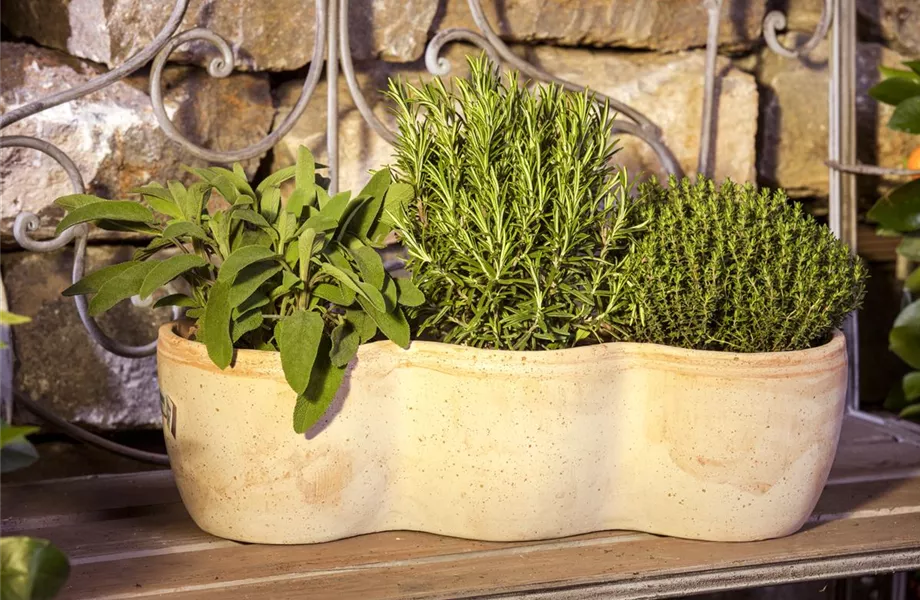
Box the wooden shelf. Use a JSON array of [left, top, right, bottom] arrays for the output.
[[3, 413, 920, 600]]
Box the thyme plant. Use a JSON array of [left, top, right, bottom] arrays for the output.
[[54, 147, 422, 432], [627, 176, 867, 353], [387, 55, 642, 350]]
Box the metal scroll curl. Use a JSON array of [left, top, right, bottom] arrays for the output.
[[0, 137, 178, 358], [148, 0, 327, 163], [764, 0, 833, 59]]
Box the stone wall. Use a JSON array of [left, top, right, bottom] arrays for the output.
[[1, 0, 916, 428]]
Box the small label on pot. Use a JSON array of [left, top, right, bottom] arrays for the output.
[[161, 393, 177, 439]]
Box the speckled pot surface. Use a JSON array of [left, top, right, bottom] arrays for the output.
[[157, 323, 848, 544]]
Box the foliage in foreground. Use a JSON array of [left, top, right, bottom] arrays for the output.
[[387, 54, 643, 350], [866, 59, 920, 420], [53, 148, 423, 432], [1, 312, 69, 600], [627, 177, 867, 353]]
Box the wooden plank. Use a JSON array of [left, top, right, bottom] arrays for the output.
[[46, 476, 920, 600], [1, 471, 180, 526], [62, 512, 920, 600]]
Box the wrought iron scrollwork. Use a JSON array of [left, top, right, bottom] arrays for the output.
[[764, 0, 834, 59]]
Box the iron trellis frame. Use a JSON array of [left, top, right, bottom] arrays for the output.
[[1, 0, 918, 450]]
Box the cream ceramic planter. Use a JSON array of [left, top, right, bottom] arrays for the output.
[[157, 323, 847, 544]]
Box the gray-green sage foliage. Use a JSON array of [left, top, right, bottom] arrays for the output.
[[54, 147, 423, 432]]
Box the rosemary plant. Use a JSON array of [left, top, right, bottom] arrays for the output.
[[627, 176, 867, 353], [53, 147, 422, 432], [387, 55, 642, 350]]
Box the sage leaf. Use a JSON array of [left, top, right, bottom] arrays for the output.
[[228, 262, 283, 307], [232, 291, 269, 317], [260, 186, 282, 224], [379, 182, 413, 226], [346, 308, 378, 342], [218, 246, 277, 284], [330, 321, 360, 368], [162, 221, 211, 243], [153, 293, 199, 309], [313, 283, 351, 305], [62, 262, 137, 297], [907, 267, 920, 294], [293, 336, 345, 433], [320, 263, 384, 311], [53, 194, 105, 211], [395, 277, 425, 307], [277, 310, 324, 394], [299, 228, 316, 281], [358, 298, 410, 348], [88, 262, 157, 315], [139, 254, 208, 299], [256, 165, 295, 194], [232, 309, 264, 342], [348, 246, 385, 289], [55, 201, 154, 235], [319, 191, 351, 224], [203, 281, 233, 369], [295, 146, 316, 194]]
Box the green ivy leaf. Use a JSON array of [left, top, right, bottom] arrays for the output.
[[895, 299, 920, 328], [203, 281, 233, 369], [276, 310, 324, 395], [868, 78, 920, 106], [890, 325, 920, 369], [88, 262, 157, 315], [888, 96, 920, 133], [55, 201, 154, 235], [0, 424, 39, 448], [330, 321, 360, 368], [395, 277, 425, 307], [139, 254, 207, 299], [293, 335, 345, 433], [0, 312, 29, 330], [900, 402, 920, 420], [906, 267, 920, 293], [867, 179, 920, 232], [0, 537, 70, 600], [218, 246, 277, 284], [904, 372, 920, 402]]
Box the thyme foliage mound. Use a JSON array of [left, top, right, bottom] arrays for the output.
[[628, 177, 867, 353], [387, 56, 641, 350]]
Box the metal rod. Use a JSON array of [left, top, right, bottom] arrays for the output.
[[829, 0, 860, 411], [827, 160, 920, 177], [327, 0, 340, 194], [697, 0, 723, 178]]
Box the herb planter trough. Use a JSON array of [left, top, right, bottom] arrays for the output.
[[157, 322, 847, 544]]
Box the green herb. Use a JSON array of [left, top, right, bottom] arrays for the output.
[[867, 60, 920, 421], [627, 176, 867, 353], [54, 147, 422, 432], [387, 54, 642, 350]]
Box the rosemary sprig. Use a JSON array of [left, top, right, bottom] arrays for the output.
[[386, 55, 642, 350]]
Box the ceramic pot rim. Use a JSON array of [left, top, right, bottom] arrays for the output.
[[158, 321, 846, 379]]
